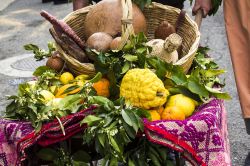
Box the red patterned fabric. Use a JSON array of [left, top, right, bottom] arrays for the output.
[[16, 106, 95, 165]]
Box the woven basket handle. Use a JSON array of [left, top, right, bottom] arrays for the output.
[[194, 9, 203, 29], [118, 0, 135, 49]]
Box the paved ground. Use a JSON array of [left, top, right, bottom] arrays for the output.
[[0, 0, 249, 165]]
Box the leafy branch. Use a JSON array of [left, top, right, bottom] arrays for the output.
[[24, 42, 56, 61]]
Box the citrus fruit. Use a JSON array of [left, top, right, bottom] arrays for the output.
[[40, 90, 55, 103], [60, 72, 74, 84], [55, 84, 82, 98], [157, 106, 164, 115], [93, 78, 110, 97], [149, 110, 161, 121], [166, 94, 197, 117], [161, 106, 185, 120], [75, 74, 89, 81]]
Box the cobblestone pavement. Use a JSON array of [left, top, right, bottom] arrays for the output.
[[0, 0, 249, 165]]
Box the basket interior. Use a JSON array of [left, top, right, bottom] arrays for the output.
[[59, 2, 200, 74]]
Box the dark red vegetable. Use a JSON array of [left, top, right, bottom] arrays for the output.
[[40, 10, 85, 49], [49, 29, 89, 63]]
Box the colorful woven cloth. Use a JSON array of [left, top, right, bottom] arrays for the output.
[[144, 99, 231, 166], [0, 119, 33, 166], [0, 100, 231, 166]]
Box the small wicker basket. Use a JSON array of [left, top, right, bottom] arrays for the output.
[[54, 2, 200, 76]]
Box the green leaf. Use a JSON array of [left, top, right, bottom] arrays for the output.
[[120, 128, 131, 143], [128, 158, 136, 166], [5, 100, 17, 117], [121, 109, 133, 126], [72, 150, 91, 162], [24, 43, 39, 51], [58, 94, 82, 113], [205, 86, 231, 100], [187, 77, 209, 98], [109, 157, 118, 166], [134, 112, 144, 132], [97, 133, 106, 147], [36, 148, 59, 161], [89, 72, 102, 83], [203, 69, 225, 77], [171, 69, 187, 85], [128, 111, 139, 132], [148, 152, 161, 166], [81, 115, 102, 126], [109, 136, 121, 153], [122, 120, 136, 139], [136, 47, 147, 54], [123, 54, 138, 62], [72, 161, 89, 166], [35, 121, 42, 133], [88, 96, 111, 106], [121, 62, 130, 74], [33, 66, 53, 76]]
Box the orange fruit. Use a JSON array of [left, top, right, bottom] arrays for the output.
[[161, 106, 185, 120], [149, 110, 161, 121], [157, 107, 164, 115], [93, 78, 110, 97], [60, 72, 74, 84]]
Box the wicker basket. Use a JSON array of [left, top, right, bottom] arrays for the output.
[[54, 2, 200, 75]]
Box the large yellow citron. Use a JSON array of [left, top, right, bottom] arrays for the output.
[[55, 84, 82, 98], [120, 68, 169, 109], [166, 94, 197, 118]]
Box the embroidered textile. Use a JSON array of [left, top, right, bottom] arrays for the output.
[[144, 99, 231, 166]]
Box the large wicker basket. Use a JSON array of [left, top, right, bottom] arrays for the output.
[[54, 2, 200, 75]]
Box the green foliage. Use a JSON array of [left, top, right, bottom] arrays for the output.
[[81, 96, 146, 165], [24, 42, 56, 61], [5, 67, 86, 131]]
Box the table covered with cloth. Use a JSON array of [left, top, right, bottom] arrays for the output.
[[0, 99, 231, 166]]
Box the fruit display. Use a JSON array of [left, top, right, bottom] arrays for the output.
[[3, 0, 229, 165]]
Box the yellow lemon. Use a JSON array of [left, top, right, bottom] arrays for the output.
[[40, 90, 55, 103], [60, 72, 74, 84], [75, 74, 89, 81], [166, 94, 197, 118]]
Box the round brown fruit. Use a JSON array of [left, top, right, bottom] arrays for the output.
[[86, 32, 113, 52], [110, 37, 122, 50], [46, 52, 64, 72]]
